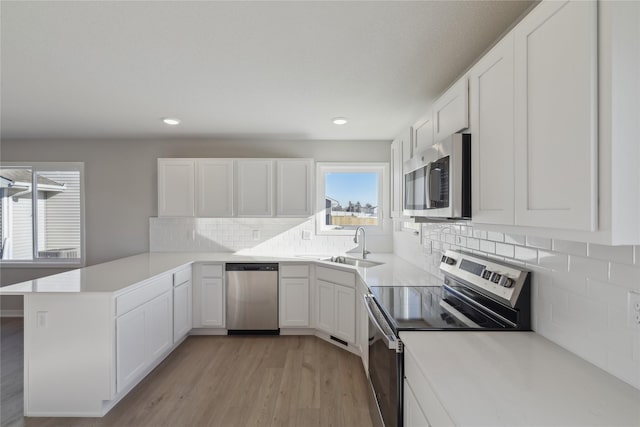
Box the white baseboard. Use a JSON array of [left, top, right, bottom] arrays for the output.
[[189, 328, 228, 336], [0, 310, 24, 318], [280, 328, 315, 335]]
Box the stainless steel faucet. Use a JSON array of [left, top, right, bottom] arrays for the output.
[[353, 226, 371, 259]]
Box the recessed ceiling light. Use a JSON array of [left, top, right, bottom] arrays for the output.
[[332, 117, 348, 125], [162, 117, 181, 126]]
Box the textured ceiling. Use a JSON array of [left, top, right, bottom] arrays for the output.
[[1, 1, 535, 141]]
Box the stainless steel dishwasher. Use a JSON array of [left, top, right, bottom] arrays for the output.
[[226, 263, 279, 334]]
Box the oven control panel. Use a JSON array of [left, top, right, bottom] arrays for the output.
[[439, 250, 528, 307]]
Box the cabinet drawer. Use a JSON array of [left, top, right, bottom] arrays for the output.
[[116, 275, 172, 317], [404, 346, 454, 426], [316, 266, 355, 288], [173, 268, 191, 286], [201, 264, 223, 277], [280, 264, 309, 278]]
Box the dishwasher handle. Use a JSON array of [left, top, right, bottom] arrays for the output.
[[225, 263, 279, 271]]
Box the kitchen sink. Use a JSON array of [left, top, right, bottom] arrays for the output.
[[327, 256, 383, 268]]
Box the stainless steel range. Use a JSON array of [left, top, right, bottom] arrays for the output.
[[364, 250, 531, 427]]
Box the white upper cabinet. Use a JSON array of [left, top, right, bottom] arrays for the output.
[[236, 159, 274, 217], [159, 158, 313, 219], [391, 128, 411, 218], [514, 0, 597, 231], [433, 78, 469, 141], [413, 111, 434, 155], [276, 159, 314, 217], [196, 159, 234, 217], [157, 159, 195, 217], [469, 33, 516, 225]]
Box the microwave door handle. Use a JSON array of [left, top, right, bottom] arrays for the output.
[[364, 295, 398, 351], [424, 163, 431, 209]]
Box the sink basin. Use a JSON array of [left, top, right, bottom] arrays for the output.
[[327, 256, 383, 268]]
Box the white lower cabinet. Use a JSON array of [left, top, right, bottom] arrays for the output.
[[334, 285, 355, 343], [315, 266, 356, 345], [200, 278, 225, 327], [116, 290, 173, 394], [193, 263, 225, 328], [279, 264, 310, 327], [316, 280, 335, 333], [404, 346, 454, 427], [404, 379, 430, 427], [116, 305, 147, 394], [173, 280, 192, 342]]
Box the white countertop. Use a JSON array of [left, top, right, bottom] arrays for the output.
[[0, 251, 439, 294], [400, 331, 640, 426]]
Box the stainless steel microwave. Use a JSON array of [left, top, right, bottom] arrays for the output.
[[403, 133, 471, 219]]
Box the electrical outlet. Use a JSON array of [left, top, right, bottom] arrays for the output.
[[628, 291, 640, 330]]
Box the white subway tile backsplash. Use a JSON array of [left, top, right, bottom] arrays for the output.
[[393, 221, 640, 390], [514, 246, 538, 263], [504, 233, 526, 245], [466, 238, 480, 250], [479, 240, 496, 253], [609, 263, 640, 291], [586, 278, 630, 307], [588, 243, 634, 264], [538, 250, 569, 272], [487, 231, 504, 242], [495, 242, 515, 258], [552, 239, 588, 257], [473, 229, 487, 239], [551, 271, 587, 295], [568, 255, 609, 281], [526, 236, 552, 250]]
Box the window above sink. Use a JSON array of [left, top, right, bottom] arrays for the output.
[[315, 162, 389, 236]]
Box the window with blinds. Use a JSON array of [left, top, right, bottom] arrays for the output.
[[0, 163, 84, 265]]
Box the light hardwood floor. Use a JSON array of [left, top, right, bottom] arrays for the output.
[[1, 318, 374, 427]]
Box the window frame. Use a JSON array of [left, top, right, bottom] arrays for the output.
[[0, 162, 86, 268], [315, 162, 389, 236]]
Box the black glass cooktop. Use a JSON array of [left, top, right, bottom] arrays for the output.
[[369, 285, 510, 332]]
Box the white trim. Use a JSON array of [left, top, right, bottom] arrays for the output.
[[315, 162, 390, 236]]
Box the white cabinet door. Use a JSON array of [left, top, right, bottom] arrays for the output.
[[157, 159, 195, 217], [116, 305, 147, 393], [316, 279, 335, 334], [514, 0, 597, 231], [173, 281, 192, 343], [277, 159, 313, 217], [236, 160, 274, 217], [392, 128, 412, 217], [470, 34, 515, 225], [146, 292, 173, 361], [279, 278, 310, 327], [334, 284, 355, 344], [433, 78, 469, 141], [413, 111, 434, 155], [200, 277, 225, 327], [196, 159, 234, 217], [404, 380, 430, 427]]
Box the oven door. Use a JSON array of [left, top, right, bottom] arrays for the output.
[[365, 294, 403, 427]]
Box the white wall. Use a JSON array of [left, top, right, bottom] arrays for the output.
[[0, 138, 390, 310], [393, 222, 640, 390]]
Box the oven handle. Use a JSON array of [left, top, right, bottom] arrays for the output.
[[439, 299, 481, 328], [364, 294, 400, 352]]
